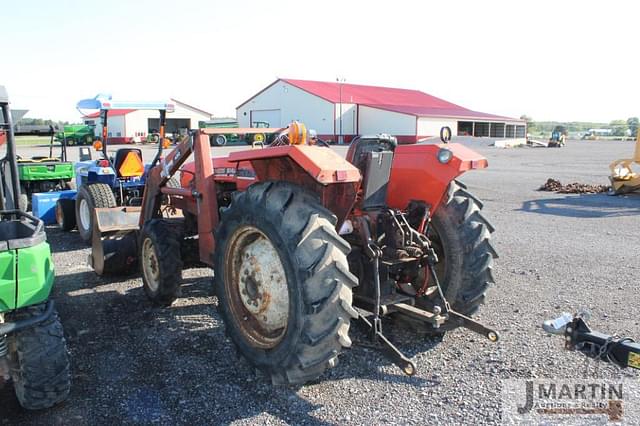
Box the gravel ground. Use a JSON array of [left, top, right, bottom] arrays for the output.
[[1, 139, 639, 425]]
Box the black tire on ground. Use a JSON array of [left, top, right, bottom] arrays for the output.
[[75, 183, 117, 242], [66, 138, 76, 146], [140, 219, 184, 306], [55, 199, 76, 231], [7, 303, 71, 410], [210, 134, 227, 147], [214, 181, 358, 385], [412, 181, 497, 333]]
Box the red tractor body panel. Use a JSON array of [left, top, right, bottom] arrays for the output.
[[228, 145, 361, 185], [387, 143, 488, 211]]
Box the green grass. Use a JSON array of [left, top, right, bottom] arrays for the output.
[[14, 136, 54, 146]]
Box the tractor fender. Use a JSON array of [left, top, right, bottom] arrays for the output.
[[227, 145, 360, 185], [226, 145, 361, 225], [387, 143, 488, 212]]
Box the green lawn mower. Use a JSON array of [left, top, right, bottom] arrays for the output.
[[17, 125, 75, 211], [0, 85, 70, 410]]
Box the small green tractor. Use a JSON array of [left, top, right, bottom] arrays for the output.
[[0, 85, 70, 410]]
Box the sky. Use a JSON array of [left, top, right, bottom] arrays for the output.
[[1, 0, 638, 123]]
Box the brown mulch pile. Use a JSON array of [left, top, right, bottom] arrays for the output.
[[538, 178, 610, 194]]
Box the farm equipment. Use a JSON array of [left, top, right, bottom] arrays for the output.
[[547, 125, 567, 148], [55, 124, 95, 146], [90, 121, 498, 383], [544, 312, 640, 370], [17, 125, 75, 211], [200, 119, 281, 146], [608, 131, 640, 194], [55, 95, 177, 241], [0, 85, 70, 410]]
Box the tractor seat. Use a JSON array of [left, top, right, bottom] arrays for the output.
[[113, 148, 144, 178], [346, 135, 397, 210]]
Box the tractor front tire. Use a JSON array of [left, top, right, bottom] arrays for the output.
[[210, 134, 227, 147], [55, 199, 76, 231], [215, 181, 358, 385], [7, 303, 71, 410], [412, 181, 497, 333], [140, 219, 184, 306], [75, 183, 117, 242]]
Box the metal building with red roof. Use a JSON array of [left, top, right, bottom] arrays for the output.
[[237, 78, 525, 143], [82, 99, 212, 144]]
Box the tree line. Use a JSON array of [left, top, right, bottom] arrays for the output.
[[520, 116, 639, 137]]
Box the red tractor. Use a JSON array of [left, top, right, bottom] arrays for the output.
[[90, 123, 497, 383]]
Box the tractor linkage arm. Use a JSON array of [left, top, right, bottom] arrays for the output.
[[544, 313, 640, 370], [354, 209, 499, 377]]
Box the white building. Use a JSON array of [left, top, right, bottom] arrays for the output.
[[237, 78, 525, 143], [84, 98, 212, 143]]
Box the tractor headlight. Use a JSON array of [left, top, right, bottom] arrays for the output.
[[437, 148, 453, 164]]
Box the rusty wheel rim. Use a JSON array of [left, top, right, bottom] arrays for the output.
[[142, 238, 160, 292], [225, 226, 289, 349]]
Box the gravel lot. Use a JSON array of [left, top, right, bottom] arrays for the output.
[[1, 139, 639, 425]]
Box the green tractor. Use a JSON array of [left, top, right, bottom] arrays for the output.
[[17, 126, 75, 211], [199, 119, 278, 146], [0, 85, 70, 410], [55, 124, 94, 146]]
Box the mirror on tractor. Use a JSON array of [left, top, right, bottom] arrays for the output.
[[440, 126, 452, 143]]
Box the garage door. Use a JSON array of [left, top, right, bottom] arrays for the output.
[[251, 109, 281, 127]]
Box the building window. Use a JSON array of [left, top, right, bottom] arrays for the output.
[[458, 121, 473, 136], [505, 125, 515, 138], [490, 123, 505, 138], [515, 125, 526, 138], [474, 122, 490, 137]]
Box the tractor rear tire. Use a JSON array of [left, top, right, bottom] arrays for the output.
[[7, 303, 71, 410], [410, 181, 497, 333], [75, 183, 117, 242], [214, 181, 358, 385], [140, 219, 184, 306], [55, 199, 76, 231]]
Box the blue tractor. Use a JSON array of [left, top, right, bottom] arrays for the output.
[[55, 95, 177, 242]]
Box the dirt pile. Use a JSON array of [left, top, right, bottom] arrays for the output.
[[539, 178, 609, 194]]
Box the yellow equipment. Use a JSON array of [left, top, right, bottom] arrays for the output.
[[609, 132, 640, 194]]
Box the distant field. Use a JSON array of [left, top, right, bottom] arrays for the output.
[[14, 135, 54, 146]]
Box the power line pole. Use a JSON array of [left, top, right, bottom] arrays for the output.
[[336, 77, 345, 144]]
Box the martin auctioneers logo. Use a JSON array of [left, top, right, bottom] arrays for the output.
[[502, 379, 640, 424]]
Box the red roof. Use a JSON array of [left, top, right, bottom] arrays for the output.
[[84, 109, 135, 119], [240, 78, 520, 122]]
